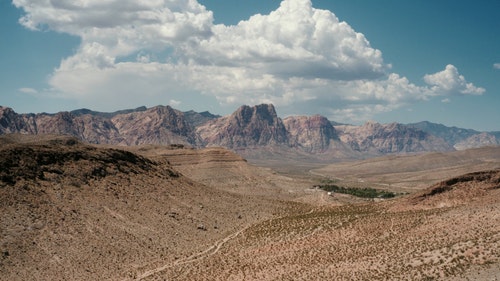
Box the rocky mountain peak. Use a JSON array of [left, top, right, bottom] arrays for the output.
[[196, 104, 289, 148], [232, 104, 279, 126]]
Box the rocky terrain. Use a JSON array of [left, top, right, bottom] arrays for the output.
[[2, 104, 498, 161], [1, 134, 500, 280]]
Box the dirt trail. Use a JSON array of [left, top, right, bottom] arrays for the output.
[[130, 224, 251, 280]]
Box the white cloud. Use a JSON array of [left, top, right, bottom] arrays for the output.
[[423, 64, 485, 95], [188, 0, 387, 81], [18, 87, 38, 94], [13, 0, 214, 59], [12, 0, 486, 123], [441, 98, 451, 103], [169, 99, 181, 107], [494, 63, 500, 70]]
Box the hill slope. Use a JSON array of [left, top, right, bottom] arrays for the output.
[[0, 135, 294, 280]]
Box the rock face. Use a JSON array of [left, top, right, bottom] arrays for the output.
[[335, 121, 454, 154], [196, 104, 289, 148], [110, 106, 201, 146], [283, 115, 338, 153]]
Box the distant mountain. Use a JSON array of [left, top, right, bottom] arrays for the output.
[[407, 121, 479, 144], [407, 121, 499, 150], [70, 106, 147, 118], [335, 121, 454, 154], [1, 104, 498, 160], [183, 110, 220, 127], [0, 105, 200, 146]]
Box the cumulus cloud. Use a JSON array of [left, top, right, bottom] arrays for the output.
[[494, 63, 500, 70], [188, 0, 387, 81], [12, 0, 486, 122], [423, 64, 485, 95]]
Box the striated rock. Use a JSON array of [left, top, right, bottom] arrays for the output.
[[196, 104, 289, 148], [335, 121, 454, 154], [283, 115, 338, 153]]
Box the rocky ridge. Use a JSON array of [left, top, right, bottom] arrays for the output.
[[335, 121, 454, 154], [408, 121, 499, 150], [0, 105, 199, 146], [1, 104, 498, 159]]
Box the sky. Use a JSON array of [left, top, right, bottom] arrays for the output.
[[1, 0, 499, 131]]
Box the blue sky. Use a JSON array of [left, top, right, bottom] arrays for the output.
[[1, 0, 499, 131]]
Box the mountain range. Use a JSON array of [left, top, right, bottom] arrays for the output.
[[1, 104, 498, 160]]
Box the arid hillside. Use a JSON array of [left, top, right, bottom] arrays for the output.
[[1, 134, 499, 280], [146, 170, 499, 280], [0, 135, 302, 280]]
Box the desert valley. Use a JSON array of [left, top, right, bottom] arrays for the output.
[[1, 104, 499, 280]]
